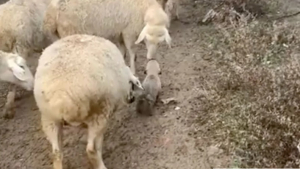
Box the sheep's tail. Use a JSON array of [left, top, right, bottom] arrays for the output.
[[43, 0, 60, 43], [135, 24, 172, 48], [47, 91, 87, 125]]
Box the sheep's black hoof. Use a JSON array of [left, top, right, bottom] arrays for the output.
[[2, 108, 15, 119], [128, 96, 135, 104]]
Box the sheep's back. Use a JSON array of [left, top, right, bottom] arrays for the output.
[[34, 35, 130, 122], [0, 0, 49, 52], [55, 0, 157, 40]]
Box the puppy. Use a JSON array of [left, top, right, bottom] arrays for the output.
[[136, 59, 162, 116]]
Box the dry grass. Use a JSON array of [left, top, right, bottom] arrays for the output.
[[201, 0, 278, 24], [195, 0, 300, 167]]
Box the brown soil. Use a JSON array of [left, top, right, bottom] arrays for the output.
[[0, 1, 231, 169]]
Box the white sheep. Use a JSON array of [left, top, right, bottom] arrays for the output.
[[33, 34, 143, 169], [44, 0, 172, 75], [0, 0, 51, 57], [136, 59, 162, 116], [0, 0, 51, 118], [0, 51, 34, 118]]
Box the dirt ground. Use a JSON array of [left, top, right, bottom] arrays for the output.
[[0, 1, 232, 169]]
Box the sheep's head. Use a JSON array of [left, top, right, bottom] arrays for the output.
[[0, 52, 34, 91], [135, 25, 172, 48]]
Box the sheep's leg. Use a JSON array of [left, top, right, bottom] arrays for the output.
[[13, 44, 30, 60], [119, 36, 127, 59], [86, 115, 107, 169], [165, 0, 179, 21], [119, 43, 127, 59], [122, 33, 136, 75], [145, 40, 158, 60], [158, 0, 168, 9], [174, 1, 180, 20], [165, 0, 172, 20], [2, 85, 16, 119], [115, 40, 127, 59], [42, 115, 63, 169], [21, 48, 31, 60]]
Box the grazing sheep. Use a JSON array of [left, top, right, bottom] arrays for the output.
[[136, 59, 162, 116], [43, 0, 171, 74], [0, 51, 34, 118], [156, 0, 180, 21], [34, 34, 143, 169], [134, 3, 172, 61], [0, 0, 51, 118]]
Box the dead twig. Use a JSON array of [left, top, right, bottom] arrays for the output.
[[273, 11, 300, 21]]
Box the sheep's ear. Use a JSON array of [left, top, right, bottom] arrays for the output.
[[135, 25, 148, 45], [7, 58, 26, 81], [130, 77, 143, 90], [164, 28, 172, 48], [134, 80, 144, 90]]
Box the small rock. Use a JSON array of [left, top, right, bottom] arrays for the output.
[[175, 107, 180, 110], [207, 145, 223, 156]]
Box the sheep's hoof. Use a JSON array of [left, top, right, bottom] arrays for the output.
[[128, 96, 135, 103], [2, 108, 15, 119]]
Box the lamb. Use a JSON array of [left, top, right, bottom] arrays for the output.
[[33, 34, 143, 169], [0, 51, 34, 118], [43, 0, 172, 75], [0, 0, 51, 118], [156, 0, 180, 21], [136, 59, 162, 116]]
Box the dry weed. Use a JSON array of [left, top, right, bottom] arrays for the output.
[[202, 0, 278, 25], [197, 6, 300, 168]]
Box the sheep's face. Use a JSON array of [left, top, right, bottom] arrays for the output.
[[124, 66, 144, 103], [127, 78, 144, 104], [0, 54, 34, 91], [127, 82, 135, 104]]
